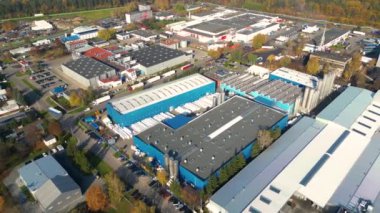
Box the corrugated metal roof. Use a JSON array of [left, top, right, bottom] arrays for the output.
[[208, 117, 326, 213], [317, 86, 374, 128], [110, 74, 214, 114]]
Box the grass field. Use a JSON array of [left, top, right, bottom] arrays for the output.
[[0, 7, 123, 23]]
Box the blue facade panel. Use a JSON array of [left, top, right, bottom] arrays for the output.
[[107, 82, 215, 127], [133, 136, 165, 166], [179, 166, 208, 189]]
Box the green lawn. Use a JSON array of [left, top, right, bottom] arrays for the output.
[[21, 79, 38, 90], [46, 97, 58, 107], [68, 106, 87, 114], [86, 152, 113, 176], [1, 7, 123, 23], [107, 196, 134, 213]]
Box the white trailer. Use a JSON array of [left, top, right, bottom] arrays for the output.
[[92, 95, 111, 106], [129, 82, 144, 91], [146, 76, 161, 84], [162, 70, 176, 78]]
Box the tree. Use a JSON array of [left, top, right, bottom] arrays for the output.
[[1, 21, 16, 32], [251, 143, 262, 158], [0, 195, 4, 212], [69, 90, 82, 107], [66, 136, 77, 157], [170, 180, 181, 197], [247, 53, 258, 65], [156, 170, 168, 186], [235, 154, 246, 169], [98, 29, 116, 41], [218, 168, 229, 185], [279, 56, 291, 67], [206, 175, 218, 194], [229, 48, 244, 64], [306, 57, 320, 75], [266, 54, 276, 69], [47, 120, 62, 137], [322, 63, 331, 74], [154, 0, 170, 10], [257, 129, 273, 149], [125, 1, 138, 12], [270, 128, 281, 140], [180, 185, 201, 208], [74, 150, 91, 173], [104, 173, 125, 205], [132, 200, 155, 213], [252, 34, 267, 49], [208, 49, 222, 59], [355, 72, 366, 88], [174, 2, 186, 15], [86, 184, 108, 212]]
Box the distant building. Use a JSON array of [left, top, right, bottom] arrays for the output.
[[9, 47, 31, 56], [234, 23, 280, 43], [155, 11, 175, 21], [19, 155, 82, 212], [125, 45, 191, 75], [134, 96, 287, 188], [305, 28, 350, 52], [43, 135, 57, 146], [310, 51, 352, 77], [159, 38, 182, 49], [208, 86, 380, 213], [64, 39, 89, 51], [31, 20, 53, 31], [84, 47, 113, 61], [72, 26, 99, 40], [61, 57, 117, 89], [116, 32, 130, 41], [32, 39, 51, 47], [131, 30, 158, 42], [125, 10, 153, 24]]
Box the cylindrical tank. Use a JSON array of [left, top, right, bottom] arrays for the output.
[[173, 160, 179, 179], [164, 154, 170, 169]]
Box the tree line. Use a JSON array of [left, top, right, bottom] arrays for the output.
[[207, 0, 380, 28], [0, 0, 129, 19]]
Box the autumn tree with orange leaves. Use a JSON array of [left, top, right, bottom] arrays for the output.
[[86, 184, 108, 212]]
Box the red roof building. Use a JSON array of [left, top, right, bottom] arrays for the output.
[[84, 47, 113, 61]]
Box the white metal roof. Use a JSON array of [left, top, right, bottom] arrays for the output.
[[243, 87, 380, 213], [110, 74, 213, 114], [270, 67, 319, 88]]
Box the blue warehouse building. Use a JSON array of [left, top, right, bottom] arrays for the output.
[[221, 73, 303, 115], [134, 96, 288, 189], [107, 74, 216, 127], [221, 67, 335, 116]]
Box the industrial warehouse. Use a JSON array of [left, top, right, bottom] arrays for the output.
[[221, 67, 335, 116], [107, 74, 216, 127], [61, 57, 117, 88], [208, 86, 380, 213], [126, 45, 191, 75], [134, 96, 288, 188]]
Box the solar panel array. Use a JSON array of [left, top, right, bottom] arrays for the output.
[[111, 74, 213, 114]]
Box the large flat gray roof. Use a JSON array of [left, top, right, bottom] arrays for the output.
[[127, 45, 186, 67], [136, 96, 286, 180], [312, 51, 351, 63], [312, 28, 349, 46], [62, 57, 115, 79], [317, 86, 374, 128], [187, 13, 264, 35], [209, 117, 326, 212]]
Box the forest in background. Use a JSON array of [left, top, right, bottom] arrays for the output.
[[0, 0, 380, 28], [209, 0, 380, 28]]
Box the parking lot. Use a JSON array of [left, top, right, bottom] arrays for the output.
[[29, 64, 66, 91]]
